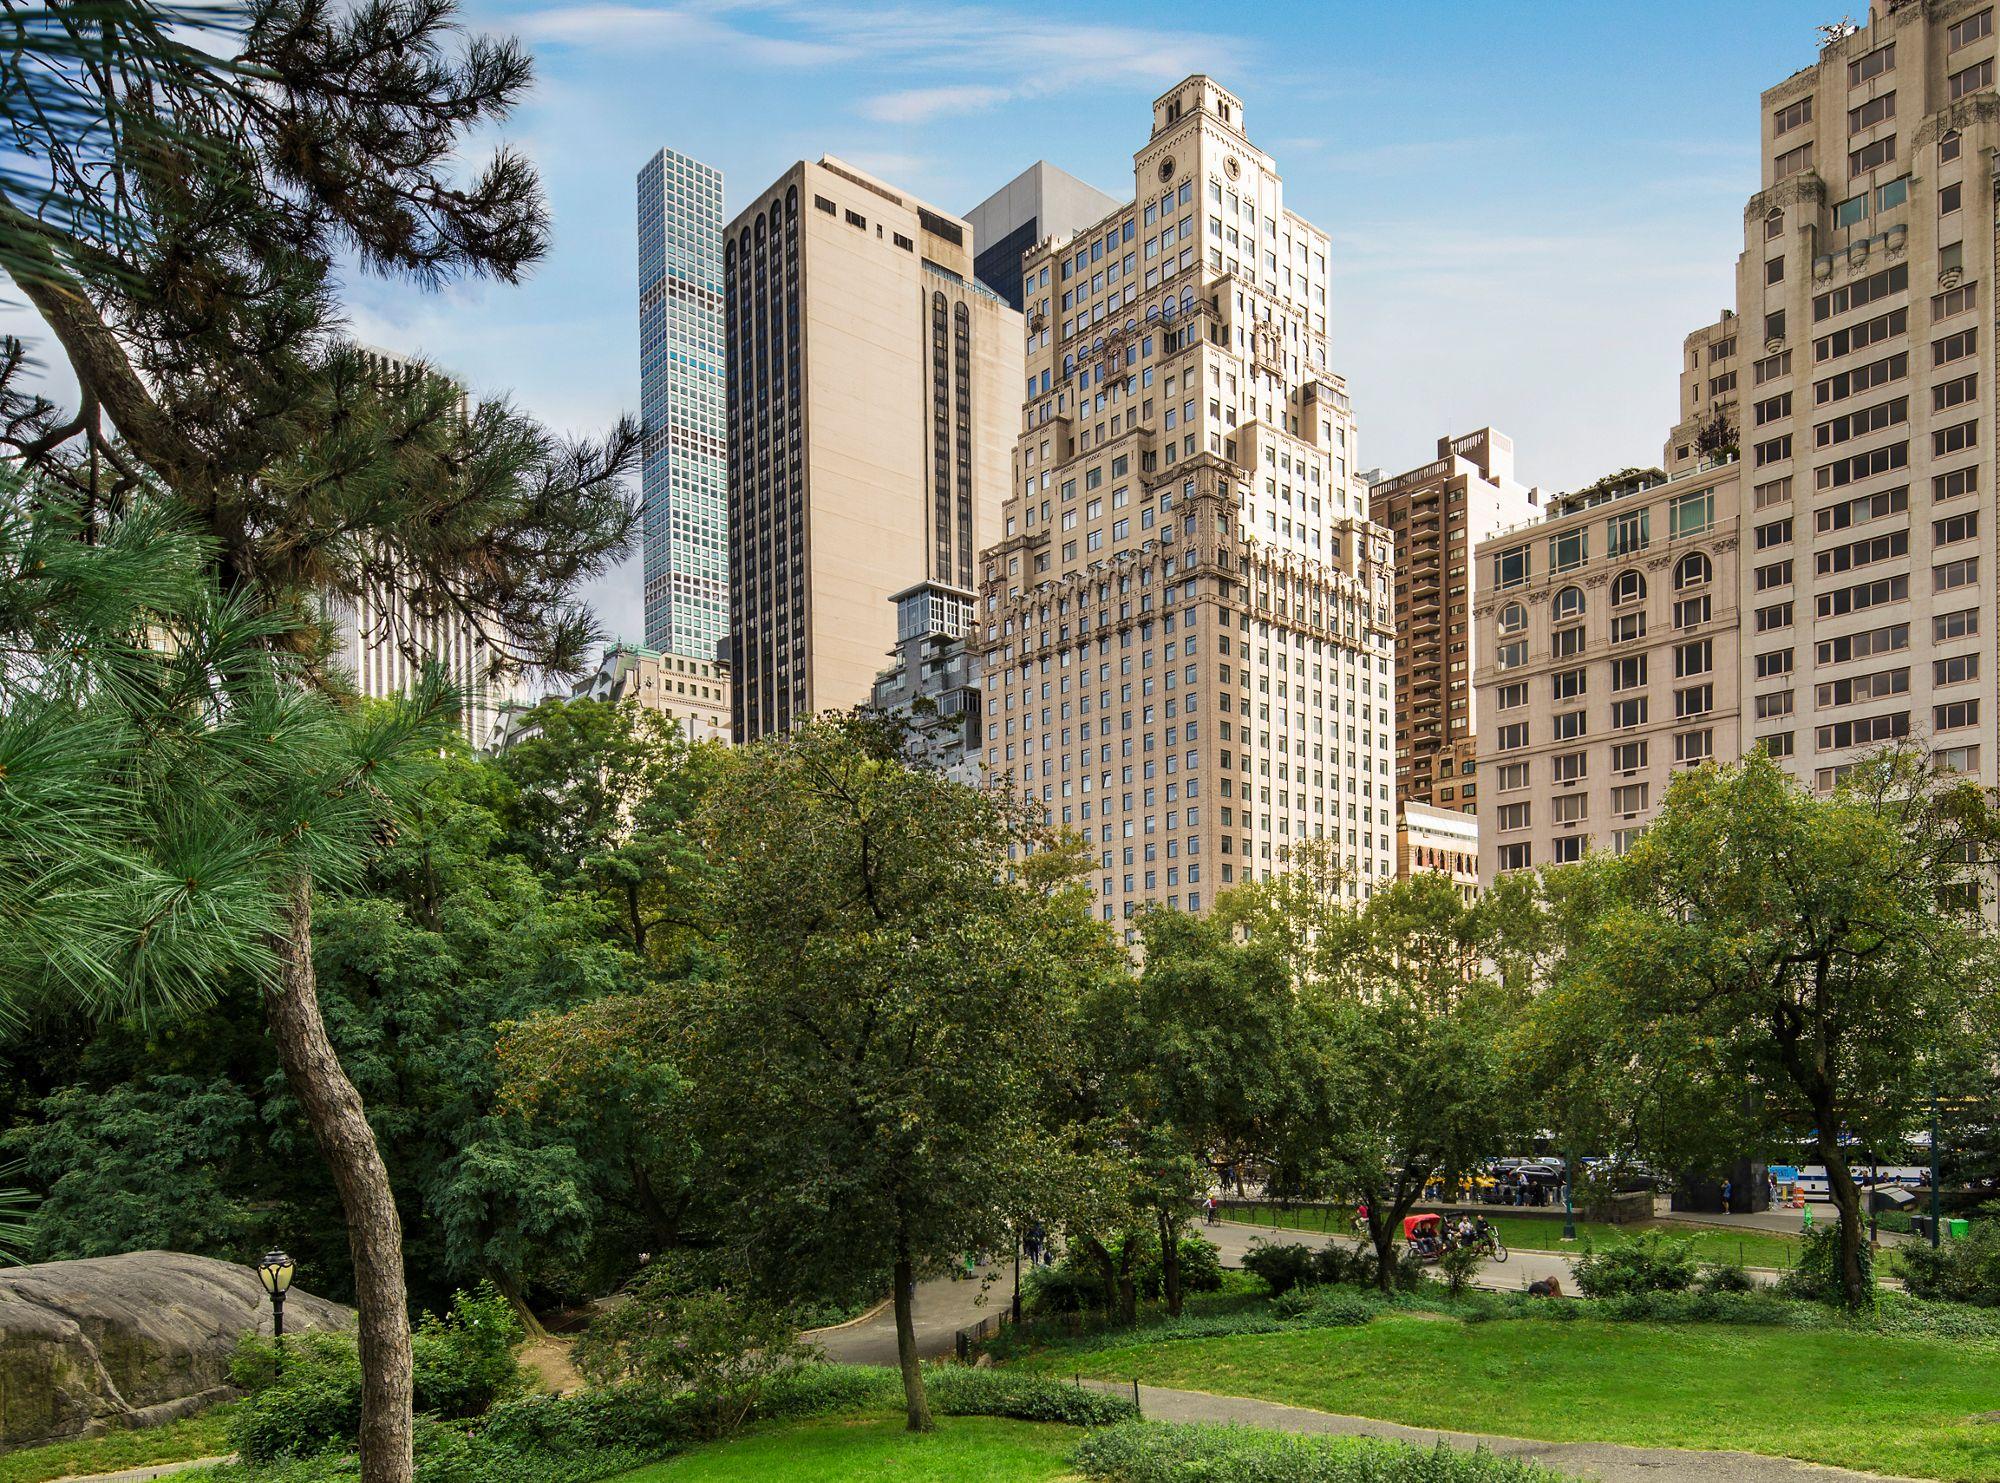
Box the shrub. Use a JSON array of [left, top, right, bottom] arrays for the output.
[[1438, 1245, 1483, 1298], [1777, 1223, 1871, 1305], [1241, 1240, 1320, 1297], [1697, 1260, 1753, 1294], [1073, 1420, 1574, 1483], [1023, 1253, 1107, 1315], [1293, 1290, 1381, 1327], [1897, 1219, 2000, 1306], [927, 1366, 1137, 1425], [1310, 1243, 1359, 1287], [230, 1286, 526, 1461], [571, 1259, 811, 1436], [1571, 1230, 1698, 1297]]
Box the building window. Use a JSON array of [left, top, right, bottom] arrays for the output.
[[1676, 639, 1713, 678], [1669, 489, 1713, 537], [1606, 508, 1649, 556], [1950, 57, 1994, 100], [1848, 93, 1896, 133], [1937, 700, 1980, 732], [1553, 625, 1585, 658], [1673, 594, 1710, 629], [1675, 729, 1714, 764], [1834, 192, 1868, 228], [1935, 510, 1979, 546], [1612, 741, 1647, 775], [1497, 639, 1527, 671], [1774, 142, 1814, 180], [1552, 752, 1587, 783], [1495, 545, 1529, 589], [1552, 709, 1586, 741], [1936, 465, 1979, 501], [1935, 557, 1979, 593], [1848, 42, 1894, 86], [1553, 585, 1586, 620], [1935, 607, 1979, 642], [1936, 653, 1980, 687], [1756, 648, 1794, 679], [1612, 696, 1648, 730], [1612, 654, 1647, 691], [1498, 601, 1528, 635], [1950, 8, 1993, 49], [1941, 182, 1963, 216], [1611, 611, 1646, 645], [1766, 254, 1786, 285], [1816, 712, 1910, 751], [1774, 96, 1813, 134], [1611, 569, 1646, 606], [1497, 801, 1531, 832], [1940, 130, 1963, 163], [1497, 842, 1531, 873], [1849, 135, 1896, 177], [1675, 552, 1713, 589], [1756, 601, 1794, 632]]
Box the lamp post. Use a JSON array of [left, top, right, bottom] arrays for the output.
[[258, 1249, 295, 1372], [1562, 1153, 1577, 1242], [1929, 1087, 1942, 1250]]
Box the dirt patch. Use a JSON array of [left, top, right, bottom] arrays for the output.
[[516, 1336, 584, 1396]]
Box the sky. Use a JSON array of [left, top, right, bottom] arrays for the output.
[[334, 1, 1837, 642]]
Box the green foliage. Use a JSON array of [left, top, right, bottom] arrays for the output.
[[1570, 1231, 1699, 1297], [922, 1367, 1136, 1426], [229, 1287, 526, 1461], [1438, 1244, 1483, 1298], [1138, 1234, 1223, 1301], [1697, 1260, 1754, 1294], [570, 1260, 810, 1437], [1241, 1241, 1320, 1297], [1073, 1421, 1572, 1483], [1779, 1224, 1873, 1306], [1897, 1218, 2000, 1306], [1, 1078, 259, 1260]]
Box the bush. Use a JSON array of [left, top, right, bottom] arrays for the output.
[[1697, 1260, 1753, 1294], [1073, 1420, 1574, 1483], [571, 1259, 810, 1437], [1136, 1232, 1224, 1300], [1241, 1240, 1320, 1297], [1897, 1220, 2000, 1306], [1438, 1245, 1483, 1298], [1022, 1253, 1106, 1315], [1777, 1223, 1871, 1305], [926, 1366, 1137, 1425], [1310, 1243, 1359, 1287], [1571, 1231, 1698, 1298], [229, 1286, 526, 1461]]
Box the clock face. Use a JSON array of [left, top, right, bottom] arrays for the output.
[[1158, 156, 1176, 182]]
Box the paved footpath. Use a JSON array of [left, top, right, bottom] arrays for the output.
[[1084, 1382, 1927, 1483], [53, 1457, 233, 1483], [807, 1263, 1013, 1364]]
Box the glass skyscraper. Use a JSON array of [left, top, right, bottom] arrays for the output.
[[636, 148, 727, 657]]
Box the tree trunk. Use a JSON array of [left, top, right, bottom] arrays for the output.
[[267, 877, 414, 1483], [1371, 1210, 1397, 1294], [891, 1241, 930, 1433], [491, 1270, 548, 1341], [1081, 1235, 1119, 1315], [1816, 1135, 1872, 1309], [1157, 1209, 1183, 1317]]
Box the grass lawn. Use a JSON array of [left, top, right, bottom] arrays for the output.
[[0, 1406, 234, 1483], [1225, 1207, 1804, 1269], [610, 1415, 1075, 1482], [1028, 1312, 2000, 1482]]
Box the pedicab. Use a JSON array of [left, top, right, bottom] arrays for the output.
[[1403, 1212, 1445, 1263]]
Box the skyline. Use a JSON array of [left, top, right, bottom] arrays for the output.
[[33, 1, 1845, 649]]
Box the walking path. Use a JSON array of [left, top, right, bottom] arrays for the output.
[[807, 1263, 1012, 1364], [1085, 1382, 1927, 1483], [52, 1457, 233, 1483]]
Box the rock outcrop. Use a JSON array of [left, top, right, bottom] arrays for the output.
[[0, 1250, 353, 1450]]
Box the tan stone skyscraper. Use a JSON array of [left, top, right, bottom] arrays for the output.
[[723, 158, 1023, 740], [979, 78, 1397, 941], [1369, 428, 1542, 820], [1473, 0, 2000, 879]]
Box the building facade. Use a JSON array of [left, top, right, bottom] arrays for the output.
[[724, 157, 1023, 740], [869, 582, 984, 784], [636, 148, 728, 662], [1369, 427, 1542, 821], [488, 643, 732, 750], [966, 161, 1123, 311], [1475, 0, 2000, 879], [1722, 0, 1998, 795], [1473, 462, 1744, 878], [329, 345, 524, 751], [1396, 801, 1480, 905], [979, 78, 1398, 938]]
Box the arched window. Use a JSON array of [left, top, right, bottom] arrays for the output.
[[1498, 601, 1528, 635], [1612, 569, 1646, 607], [1676, 551, 1712, 590], [1553, 585, 1585, 621]]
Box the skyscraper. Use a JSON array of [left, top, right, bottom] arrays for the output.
[[636, 148, 728, 662], [980, 77, 1397, 939], [1369, 428, 1541, 821], [1474, 0, 2000, 880], [966, 161, 1121, 311], [723, 156, 1023, 740]]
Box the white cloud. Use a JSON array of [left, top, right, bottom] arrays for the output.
[[858, 84, 1011, 125]]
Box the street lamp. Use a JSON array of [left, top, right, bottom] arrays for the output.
[[258, 1250, 295, 1371]]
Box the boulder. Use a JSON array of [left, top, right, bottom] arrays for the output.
[[0, 1250, 353, 1451]]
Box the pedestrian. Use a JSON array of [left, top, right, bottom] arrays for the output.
[[1722, 1177, 1733, 1213], [1767, 1171, 1778, 1208], [1204, 1194, 1218, 1226], [1023, 1222, 1045, 1267]]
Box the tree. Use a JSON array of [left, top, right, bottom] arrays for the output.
[[1278, 871, 1524, 1290], [1072, 907, 1334, 1318], [686, 719, 1116, 1431], [1542, 749, 2000, 1308], [0, 8, 637, 1477]]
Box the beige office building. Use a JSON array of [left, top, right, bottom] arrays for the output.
[[724, 158, 1023, 740], [1476, 0, 2000, 878], [1397, 801, 1480, 905], [979, 77, 1398, 939], [1369, 428, 1543, 824], [488, 643, 732, 751], [1473, 462, 1744, 877]]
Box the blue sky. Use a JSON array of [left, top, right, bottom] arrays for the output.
[[338, 0, 1838, 645]]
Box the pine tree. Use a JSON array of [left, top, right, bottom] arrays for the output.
[[0, 6, 636, 1478]]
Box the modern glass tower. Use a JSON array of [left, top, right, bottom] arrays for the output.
[[636, 148, 727, 658]]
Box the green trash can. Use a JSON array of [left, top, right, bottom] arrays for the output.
[[1948, 1218, 1970, 1240]]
